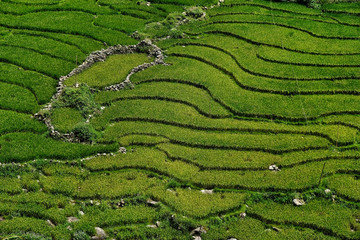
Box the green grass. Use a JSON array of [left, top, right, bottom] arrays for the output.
[[66, 53, 152, 88]]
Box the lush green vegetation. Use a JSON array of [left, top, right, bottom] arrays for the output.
[[1, 0, 359, 239]]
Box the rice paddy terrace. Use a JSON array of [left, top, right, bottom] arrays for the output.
[[0, 0, 360, 239]]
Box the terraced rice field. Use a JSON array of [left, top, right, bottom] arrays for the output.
[[0, 0, 359, 239]]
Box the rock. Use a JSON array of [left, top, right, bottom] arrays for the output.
[[240, 212, 246, 219], [67, 216, 79, 223], [119, 147, 127, 154], [200, 189, 213, 194], [190, 226, 207, 236], [47, 219, 56, 228], [147, 199, 159, 206], [325, 189, 331, 194], [293, 198, 305, 206], [269, 164, 280, 171], [272, 227, 281, 232], [94, 227, 107, 240], [146, 224, 158, 228], [117, 199, 125, 207]]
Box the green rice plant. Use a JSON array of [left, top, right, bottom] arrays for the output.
[[0, 82, 39, 113], [248, 199, 360, 239], [42, 163, 89, 177], [197, 22, 360, 54], [118, 134, 169, 146], [322, 2, 360, 14], [41, 175, 80, 196], [100, 121, 330, 152], [158, 143, 360, 169], [14, 29, 104, 55], [91, 98, 358, 145], [0, 192, 68, 208], [204, 216, 338, 240], [84, 147, 358, 190], [20, 173, 41, 192], [94, 15, 147, 34], [95, 81, 230, 117], [0, 132, 118, 163], [66, 54, 152, 88], [79, 204, 157, 226], [0, 62, 57, 104], [0, 177, 22, 194], [326, 174, 360, 201], [51, 108, 84, 133], [166, 38, 360, 93], [0, 217, 52, 237], [257, 45, 360, 67], [208, 11, 360, 39], [76, 171, 160, 198], [132, 55, 360, 119], [0, 44, 75, 78], [2, 33, 86, 63], [0, 11, 136, 46], [0, 110, 47, 134], [0, 201, 67, 225], [148, 186, 246, 218]]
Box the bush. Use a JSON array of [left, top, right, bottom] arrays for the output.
[[73, 123, 100, 143], [73, 231, 91, 240], [54, 84, 100, 118]]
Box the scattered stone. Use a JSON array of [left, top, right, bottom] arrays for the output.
[[264, 229, 271, 232], [146, 224, 158, 228], [156, 221, 161, 227], [228, 238, 237, 240], [146, 1, 151, 6], [67, 216, 79, 223], [117, 199, 125, 207], [79, 211, 85, 216], [193, 237, 201, 240], [325, 189, 331, 194], [272, 227, 281, 232], [0, 216, 3, 222], [17, 175, 21, 179], [200, 189, 213, 194], [269, 164, 280, 171], [293, 198, 305, 206], [147, 199, 159, 206], [119, 147, 127, 154], [22, 188, 28, 193], [47, 219, 56, 228], [190, 226, 207, 236], [93, 227, 107, 240], [240, 212, 246, 219], [67, 225, 72, 231]]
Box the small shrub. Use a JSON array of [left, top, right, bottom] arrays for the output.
[[185, 7, 205, 19], [73, 231, 91, 240], [54, 84, 100, 118], [73, 123, 100, 143]]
